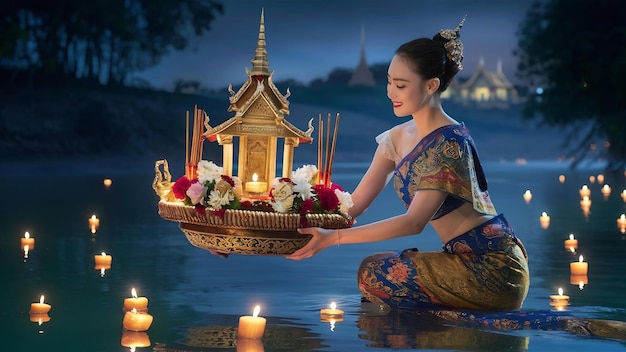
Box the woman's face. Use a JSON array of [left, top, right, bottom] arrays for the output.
[[386, 55, 429, 117]]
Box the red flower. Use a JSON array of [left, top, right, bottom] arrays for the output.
[[313, 184, 340, 211], [172, 176, 192, 199], [220, 175, 235, 187], [194, 204, 206, 216], [240, 200, 253, 208], [300, 198, 314, 214]]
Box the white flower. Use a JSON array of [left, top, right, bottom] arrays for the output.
[[271, 194, 295, 213], [293, 178, 314, 200], [197, 160, 223, 184], [335, 189, 354, 214], [186, 182, 207, 205], [292, 164, 318, 184], [207, 189, 232, 209]]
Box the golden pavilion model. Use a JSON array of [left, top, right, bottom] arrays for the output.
[[153, 10, 351, 256]]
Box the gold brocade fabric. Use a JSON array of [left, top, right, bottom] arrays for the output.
[[393, 123, 497, 216]]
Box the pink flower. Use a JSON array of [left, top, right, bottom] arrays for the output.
[[186, 182, 207, 205]]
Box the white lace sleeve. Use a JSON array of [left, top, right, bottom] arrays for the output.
[[375, 129, 400, 164]]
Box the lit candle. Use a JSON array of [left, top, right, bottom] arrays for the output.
[[564, 234, 578, 252], [236, 337, 265, 352], [238, 305, 267, 339], [245, 173, 267, 194], [21, 231, 35, 250], [601, 184, 611, 198], [103, 178, 113, 188], [597, 174, 605, 184], [123, 308, 153, 332], [121, 330, 151, 349], [579, 185, 591, 198], [94, 252, 112, 266], [549, 287, 570, 311], [30, 295, 51, 314], [539, 212, 550, 229], [522, 190, 532, 204], [89, 214, 100, 234], [621, 189, 626, 203], [29, 313, 51, 325], [570, 255, 588, 275], [579, 196, 591, 218], [320, 302, 345, 320], [589, 175, 596, 184], [558, 174, 565, 183], [123, 288, 148, 312], [617, 214, 626, 234]]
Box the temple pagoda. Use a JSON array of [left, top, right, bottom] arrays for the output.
[[203, 10, 313, 195]]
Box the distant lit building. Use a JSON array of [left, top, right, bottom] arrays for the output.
[[348, 25, 376, 87], [442, 58, 522, 109]]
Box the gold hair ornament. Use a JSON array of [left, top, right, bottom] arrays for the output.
[[438, 15, 466, 71]]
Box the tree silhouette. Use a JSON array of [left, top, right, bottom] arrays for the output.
[[515, 0, 626, 170], [0, 0, 223, 86]]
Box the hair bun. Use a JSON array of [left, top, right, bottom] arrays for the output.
[[436, 15, 466, 71]]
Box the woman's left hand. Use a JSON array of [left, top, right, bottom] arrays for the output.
[[285, 227, 335, 260]]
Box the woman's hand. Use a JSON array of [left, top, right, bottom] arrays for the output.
[[285, 227, 335, 260]]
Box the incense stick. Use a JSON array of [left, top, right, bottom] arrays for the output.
[[317, 113, 322, 184], [185, 110, 190, 175], [324, 113, 331, 186], [327, 113, 340, 185]]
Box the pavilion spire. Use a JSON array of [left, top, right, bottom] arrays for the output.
[[250, 8, 270, 76]]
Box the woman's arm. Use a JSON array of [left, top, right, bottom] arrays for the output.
[[286, 188, 448, 260]]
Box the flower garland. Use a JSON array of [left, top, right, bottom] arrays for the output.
[[170, 162, 353, 225]]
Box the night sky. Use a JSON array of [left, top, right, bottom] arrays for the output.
[[133, 0, 537, 90]]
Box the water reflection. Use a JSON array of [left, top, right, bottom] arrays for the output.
[[164, 316, 326, 351], [357, 306, 529, 350]]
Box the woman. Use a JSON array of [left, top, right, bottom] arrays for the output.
[[287, 19, 529, 311]]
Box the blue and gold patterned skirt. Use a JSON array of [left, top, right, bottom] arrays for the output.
[[358, 214, 529, 310]]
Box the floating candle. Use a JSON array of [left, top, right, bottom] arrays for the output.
[[601, 184, 611, 198], [589, 175, 596, 184], [30, 295, 51, 314], [621, 190, 626, 203], [123, 288, 148, 312], [121, 330, 151, 349], [564, 234, 578, 252], [558, 174, 565, 183], [539, 212, 550, 229], [320, 302, 345, 319], [618, 214, 626, 234], [29, 313, 51, 325], [103, 178, 113, 188], [21, 232, 35, 250], [89, 215, 100, 234], [522, 190, 532, 204], [238, 305, 266, 339], [549, 287, 570, 311], [570, 255, 588, 275], [596, 174, 605, 184], [579, 185, 591, 198], [94, 252, 112, 266], [122, 308, 153, 332]]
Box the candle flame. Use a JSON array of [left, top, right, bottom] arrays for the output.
[[569, 234, 574, 240], [91, 214, 97, 220], [252, 173, 258, 182], [101, 252, 107, 256], [25, 232, 30, 239], [330, 302, 337, 310], [541, 212, 548, 217], [40, 295, 45, 304], [579, 255, 584, 263], [558, 287, 563, 296], [582, 185, 588, 190], [253, 305, 260, 318], [621, 214, 626, 220], [131, 288, 137, 298]]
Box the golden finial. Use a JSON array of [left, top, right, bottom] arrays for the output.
[[250, 8, 270, 76]]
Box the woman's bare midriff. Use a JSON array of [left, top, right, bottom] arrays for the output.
[[430, 202, 495, 244]]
